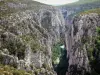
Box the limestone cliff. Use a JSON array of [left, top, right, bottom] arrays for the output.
[[0, 0, 65, 74], [65, 13, 100, 75]]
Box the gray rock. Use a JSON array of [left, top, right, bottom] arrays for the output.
[[0, 0, 65, 74], [0, 52, 18, 68], [65, 13, 100, 75]]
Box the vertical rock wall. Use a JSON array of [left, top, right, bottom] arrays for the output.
[[65, 13, 100, 75]]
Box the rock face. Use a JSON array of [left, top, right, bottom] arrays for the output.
[[65, 13, 100, 75], [0, 49, 19, 68], [0, 0, 65, 74]]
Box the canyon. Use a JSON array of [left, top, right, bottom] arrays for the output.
[[0, 0, 100, 75]]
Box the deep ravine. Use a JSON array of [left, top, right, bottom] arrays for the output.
[[0, 0, 100, 75]]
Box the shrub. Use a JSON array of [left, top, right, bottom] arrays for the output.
[[88, 27, 100, 74], [52, 42, 63, 64], [0, 64, 32, 75], [20, 34, 44, 53]]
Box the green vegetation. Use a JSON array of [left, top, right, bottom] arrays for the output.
[[0, 0, 48, 17], [55, 48, 68, 75], [96, 27, 100, 34], [87, 47, 94, 61], [0, 33, 45, 59], [87, 27, 100, 75], [0, 64, 32, 75], [61, 0, 100, 7], [79, 8, 100, 15], [52, 42, 63, 64], [1, 36, 26, 59], [19, 34, 44, 53], [0, 64, 53, 75]]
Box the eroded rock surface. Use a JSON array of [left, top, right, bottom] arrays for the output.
[[0, 0, 65, 74], [65, 13, 100, 75]]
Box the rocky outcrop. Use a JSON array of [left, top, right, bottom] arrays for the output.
[[65, 13, 100, 75], [0, 49, 18, 68], [0, 0, 65, 74]]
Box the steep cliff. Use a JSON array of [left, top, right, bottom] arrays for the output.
[[65, 13, 100, 75], [0, 0, 65, 75]]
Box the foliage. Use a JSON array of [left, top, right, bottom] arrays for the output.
[[88, 27, 100, 74], [0, 64, 32, 75], [1, 36, 26, 59], [88, 47, 94, 61], [0, 0, 48, 17], [20, 34, 44, 53], [52, 42, 63, 64], [96, 27, 100, 34], [55, 49, 69, 75]]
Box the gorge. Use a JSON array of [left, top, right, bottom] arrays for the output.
[[0, 0, 100, 75]]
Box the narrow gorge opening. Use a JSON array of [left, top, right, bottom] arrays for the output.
[[52, 42, 69, 75]]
